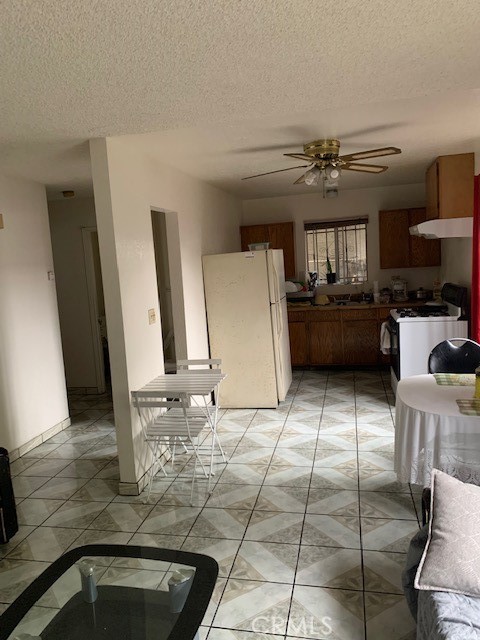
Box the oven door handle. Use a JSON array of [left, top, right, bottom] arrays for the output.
[[385, 322, 398, 354]]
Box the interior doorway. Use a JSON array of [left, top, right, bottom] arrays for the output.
[[151, 211, 176, 368], [151, 210, 187, 369], [82, 226, 109, 392]]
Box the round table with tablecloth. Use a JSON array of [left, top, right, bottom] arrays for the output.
[[394, 374, 480, 487]]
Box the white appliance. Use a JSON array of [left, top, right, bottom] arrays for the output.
[[202, 249, 292, 408], [387, 283, 469, 393]]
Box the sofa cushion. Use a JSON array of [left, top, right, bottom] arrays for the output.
[[415, 469, 480, 597]]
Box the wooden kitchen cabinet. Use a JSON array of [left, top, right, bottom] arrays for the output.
[[288, 320, 308, 366], [408, 208, 441, 267], [240, 221, 296, 279], [379, 208, 441, 269], [309, 321, 343, 365], [343, 320, 379, 365], [379, 209, 410, 269], [342, 308, 378, 365], [425, 153, 474, 220], [240, 224, 268, 251]]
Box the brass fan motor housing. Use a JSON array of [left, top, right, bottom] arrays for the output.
[[303, 139, 340, 159]]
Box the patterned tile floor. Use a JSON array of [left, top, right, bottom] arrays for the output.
[[0, 369, 420, 639]]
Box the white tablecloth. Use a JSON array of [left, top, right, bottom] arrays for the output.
[[394, 374, 480, 486]]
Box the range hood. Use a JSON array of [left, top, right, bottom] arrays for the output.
[[409, 217, 473, 239]]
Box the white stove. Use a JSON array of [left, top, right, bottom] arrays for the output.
[[390, 302, 461, 322], [388, 284, 469, 392]]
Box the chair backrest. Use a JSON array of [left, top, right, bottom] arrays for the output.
[[428, 338, 480, 374], [176, 358, 222, 372]]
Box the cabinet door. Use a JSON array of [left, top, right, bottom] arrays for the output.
[[408, 208, 441, 267], [437, 153, 474, 219], [240, 225, 268, 251], [425, 160, 439, 220], [309, 321, 343, 364], [343, 320, 379, 365], [267, 222, 296, 279], [288, 322, 308, 366], [379, 210, 410, 269]]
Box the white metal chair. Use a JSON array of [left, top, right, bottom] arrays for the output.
[[132, 394, 210, 503], [175, 359, 227, 468]]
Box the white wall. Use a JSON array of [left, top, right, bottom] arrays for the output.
[[242, 183, 441, 293], [48, 197, 99, 388], [90, 137, 242, 488], [0, 173, 68, 454], [440, 238, 472, 289]]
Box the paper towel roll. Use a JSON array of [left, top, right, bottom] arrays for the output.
[[373, 281, 379, 294]]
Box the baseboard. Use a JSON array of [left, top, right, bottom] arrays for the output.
[[118, 449, 172, 496], [9, 416, 72, 462]]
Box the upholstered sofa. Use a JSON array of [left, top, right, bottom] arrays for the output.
[[402, 473, 480, 640], [403, 525, 480, 639]]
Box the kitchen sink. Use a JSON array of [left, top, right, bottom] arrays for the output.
[[336, 300, 362, 306]]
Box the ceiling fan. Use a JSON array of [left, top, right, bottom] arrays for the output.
[[242, 139, 401, 197]]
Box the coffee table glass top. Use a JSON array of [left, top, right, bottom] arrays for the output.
[[0, 545, 218, 640]]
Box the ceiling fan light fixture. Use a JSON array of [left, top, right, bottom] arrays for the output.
[[325, 164, 341, 181], [304, 166, 321, 186], [325, 187, 338, 198]]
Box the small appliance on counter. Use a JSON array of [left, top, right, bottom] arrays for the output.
[[414, 287, 427, 300], [391, 277, 408, 302]]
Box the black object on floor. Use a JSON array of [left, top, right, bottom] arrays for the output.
[[0, 447, 18, 544]]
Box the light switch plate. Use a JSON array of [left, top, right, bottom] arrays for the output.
[[148, 308, 156, 324]]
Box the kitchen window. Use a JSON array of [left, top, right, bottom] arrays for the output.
[[305, 217, 368, 283]]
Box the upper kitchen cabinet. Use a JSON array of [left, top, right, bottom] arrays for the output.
[[425, 153, 474, 220], [240, 221, 296, 278], [379, 208, 441, 269]]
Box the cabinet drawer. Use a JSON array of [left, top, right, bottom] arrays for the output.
[[306, 309, 341, 322], [288, 311, 306, 322], [341, 308, 377, 321]]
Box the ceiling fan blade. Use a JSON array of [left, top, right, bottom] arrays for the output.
[[241, 164, 310, 180], [283, 152, 314, 162], [339, 147, 401, 162], [293, 173, 307, 185], [343, 163, 388, 173]]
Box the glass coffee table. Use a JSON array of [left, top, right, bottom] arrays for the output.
[[0, 545, 218, 640]]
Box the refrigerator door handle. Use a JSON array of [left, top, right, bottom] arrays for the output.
[[271, 261, 280, 304], [277, 301, 283, 337]]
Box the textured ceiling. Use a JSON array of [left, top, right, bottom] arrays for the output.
[[1, 0, 480, 199]]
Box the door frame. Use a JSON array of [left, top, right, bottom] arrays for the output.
[[81, 226, 106, 394]]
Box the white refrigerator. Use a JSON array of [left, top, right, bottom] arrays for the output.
[[202, 249, 292, 408]]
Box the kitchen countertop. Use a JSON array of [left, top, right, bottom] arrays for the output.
[[287, 300, 432, 311]]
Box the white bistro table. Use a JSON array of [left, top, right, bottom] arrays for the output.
[[131, 370, 227, 494], [394, 374, 480, 487], [133, 370, 226, 400], [132, 370, 226, 431]]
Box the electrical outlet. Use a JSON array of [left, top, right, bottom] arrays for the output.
[[148, 308, 156, 324]]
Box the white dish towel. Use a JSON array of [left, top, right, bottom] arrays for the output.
[[380, 321, 391, 355]]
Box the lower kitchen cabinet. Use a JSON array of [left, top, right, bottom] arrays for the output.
[[309, 321, 343, 365], [288, 321, 308, 366], [288, 306, 397, 366], [343, 320, 379, 365]]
